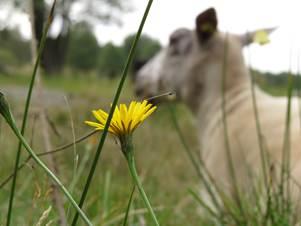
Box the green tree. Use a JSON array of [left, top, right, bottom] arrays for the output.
[[2, 0, 131, 74], [67, 23, 100, 71], [98, 42, 125, 78], [0, 28, 31, 73], [123, 34, 161, 63]]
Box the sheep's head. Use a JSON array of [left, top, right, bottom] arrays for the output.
[[134, 8, 274, 112]]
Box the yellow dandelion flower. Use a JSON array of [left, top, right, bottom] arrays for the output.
[[253, 30, 270, 45], [85, 100, 157, 137]]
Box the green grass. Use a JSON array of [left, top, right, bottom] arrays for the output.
[[2, 71, 301, 225], [0, 72, 133, 96], [1, 71, 293, 97], [2, 72, 301, 225], [0, 73, 31, 86], [0, 74, 201, 225]]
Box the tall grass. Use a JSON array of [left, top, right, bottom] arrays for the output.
[[6, 1, 57, 225]]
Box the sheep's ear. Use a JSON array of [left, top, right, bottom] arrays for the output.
[[196, 8, 218, 42], [240, 27, 277, 46]]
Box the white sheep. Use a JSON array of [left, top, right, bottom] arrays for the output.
[[134, 8, 301, 203]]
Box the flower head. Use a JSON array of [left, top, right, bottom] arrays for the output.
[[85, 100, 157, 138]]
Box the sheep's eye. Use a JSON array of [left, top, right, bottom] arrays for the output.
[[169, 38, 192, 57], [168, 29, 192, 57], [169, 36, 179, 46]]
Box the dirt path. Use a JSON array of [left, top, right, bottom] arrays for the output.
[[1, 85, 67, 108]]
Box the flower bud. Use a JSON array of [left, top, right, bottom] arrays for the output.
[[0, 92, 13, 124]]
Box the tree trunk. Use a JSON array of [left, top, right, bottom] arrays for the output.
[[42, 33, 70, 74], [32, 0, 70, 75]]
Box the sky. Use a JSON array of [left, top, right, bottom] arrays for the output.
[[94, 0, 301, 74], [3, 0, 301, 73]]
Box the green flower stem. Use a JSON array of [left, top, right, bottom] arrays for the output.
[[0, 98, 92, 226], [124, 138, 160, 226]]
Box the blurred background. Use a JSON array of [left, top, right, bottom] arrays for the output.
[[0, 0, 301, 225], [1, 0, 301, 92]]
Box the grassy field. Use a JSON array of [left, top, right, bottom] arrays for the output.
[[1, 72, 300, 226], [0, 73, 203, 225]]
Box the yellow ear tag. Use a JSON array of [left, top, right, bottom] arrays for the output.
[[253, 30, 270, 45], [200, 23, 214, 33]]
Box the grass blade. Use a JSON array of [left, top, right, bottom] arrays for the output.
[[0, 131, 96, 190], [122, 186, 136, 226], [71, 1, 154, 225], [0, 93, 92, 225], [188, 188, 220, 220], [221, 33, 246, 223], [167, 104, 222, 213], [280, 58, 294, 214], [6, 1, 57, 225]]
